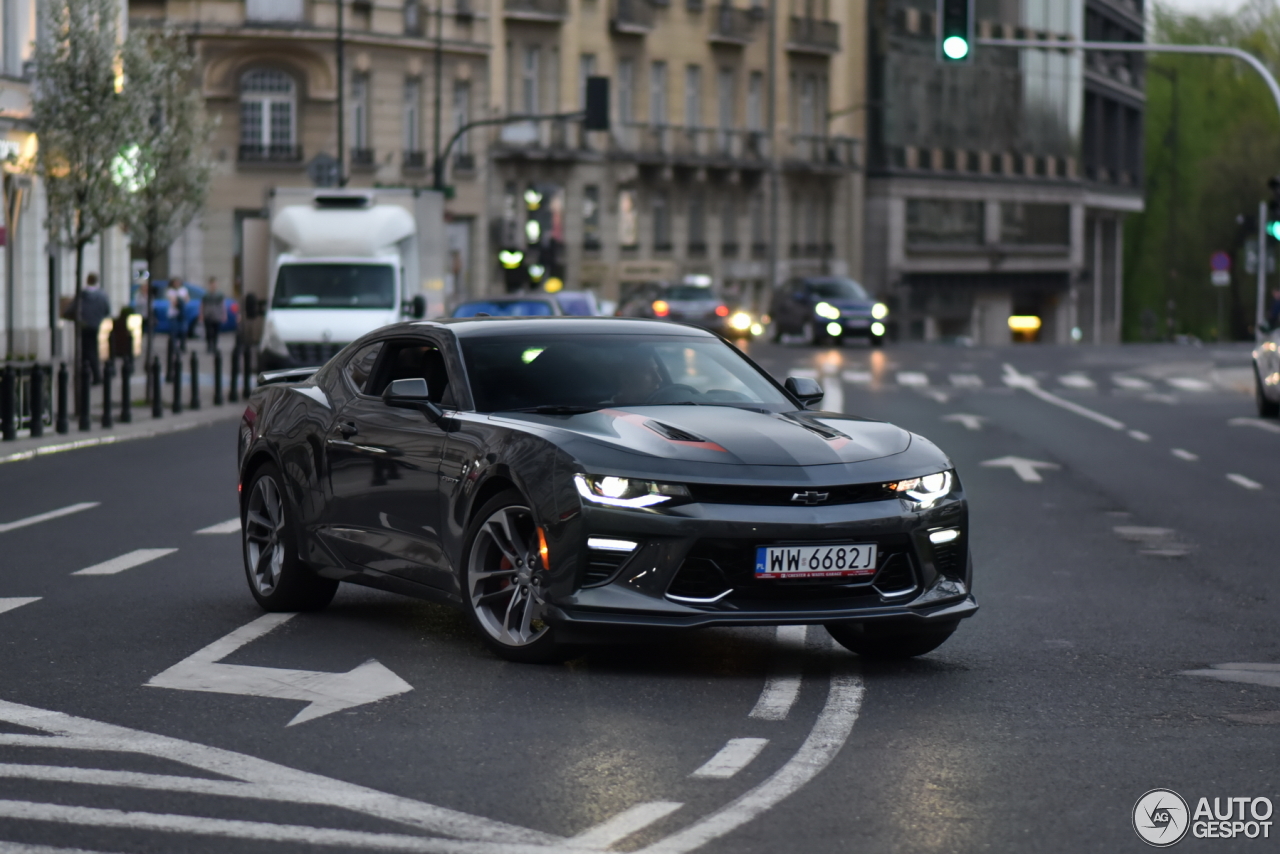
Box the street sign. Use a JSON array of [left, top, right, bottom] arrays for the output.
[[1211, 270, 1231, 287], [1210, 251, 1231, 272]]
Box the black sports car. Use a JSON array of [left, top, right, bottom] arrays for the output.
[[237, 317, 976, 662]]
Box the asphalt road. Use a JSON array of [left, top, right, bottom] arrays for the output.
[[0, 339, 1276, 854]]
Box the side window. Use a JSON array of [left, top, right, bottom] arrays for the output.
[[368, 339, 454, 405], [343, 342, 383, 394]]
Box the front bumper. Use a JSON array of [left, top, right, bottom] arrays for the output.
[[824, 316, 881, 338], [546, 495, 975, 630]]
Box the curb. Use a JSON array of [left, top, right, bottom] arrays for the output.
[[0, 405, 244, 466]]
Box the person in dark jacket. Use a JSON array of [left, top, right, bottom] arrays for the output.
[[201, 277, 228, 353], [73, 273, 111, 384]]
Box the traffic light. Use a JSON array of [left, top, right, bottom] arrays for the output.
[[938, 0, 973, 63]]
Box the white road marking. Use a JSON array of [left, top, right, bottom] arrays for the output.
[[147, 612, 413, 726], [0, 697, 559, 845], [896, 371, 928, 386], [921, 389, 950, 403], [1058, 374, 1095, 389], [1112, 375, 1153, 390], [1171, 448, 1199, 461], [0, 843, 115, 854], [637, 662, 865, 854], [949, 373, 983, 388], [1127, 430, 1151, 442], [1002, 365, 1126, 431], [1227, 473, 1263, 490], [821, 377, 844, 414], [690, 739, 770, 779], [789, 368, 819, 380], [1228, 417, 1280, 434], [0, 502, 99, 534], [1143, 392, 1180, 405], [1113, 526, 1175, 541], [1167, 377, 1213, 392], [942, 413, 985, 431], [569, 802, 684, 850], [1182, 663, 1280, 690], [980, 456, 1060, 483], [0, 598, 39, 616], [840, 370, 872, 384], [749, 625, 807, 721], [195, 518, 240, 535], [72, 548, 177, 577]]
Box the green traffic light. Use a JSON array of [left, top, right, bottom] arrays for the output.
[[1269, 221, 1280, 241], [942, 36, 970, 60]]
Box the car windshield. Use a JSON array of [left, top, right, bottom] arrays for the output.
[[453, 300, 557, 317], [665, 285, 717, 302], [460, 333, 792, 412], [272, 264, 395, 309], [806, 279, 869, 300]]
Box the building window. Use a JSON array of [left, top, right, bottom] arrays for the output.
[[404, 0, 423, 35], [653, 191, 671, 251], [746, 71, 763, 131], [579, 54, 597, 109], [717, 68, 735, 131], [650, 60, 667, 127], [246, 0, 304, 23], [239, 69, 297, 159], [906, 199, 984, 245], [453, 79, 472, 155], [618, 59, 635, 125], [404, 78, 421, 155], [688, 191, 706, 255], [619, 189, 638, 248], [583, 185, 601, 250], [1001, 203, 1070, 245], [721, 193, 738, 256], [798, 74, 817, 136], [351, 72, 370, 156], [685, 64, 702, 128], [749, 191, 766, 256], [522, 45, 540, 113]]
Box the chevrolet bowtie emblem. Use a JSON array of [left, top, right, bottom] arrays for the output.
[[791, 490, 829, 505]]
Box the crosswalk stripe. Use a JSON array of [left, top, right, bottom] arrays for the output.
[[896, 372, 929, 387], [72, 549, 177, 577], [841, 370, 872, 384], [789, 368, 818, 380], [949, 374, 982, 388], [1112, 375, 1152, 390], [1167, 377, 1213, 392], [0, 598, 39, 617], [1058, 374, 1095, 389]]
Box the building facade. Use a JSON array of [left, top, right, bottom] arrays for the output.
[[863, 0, 1143, 345]]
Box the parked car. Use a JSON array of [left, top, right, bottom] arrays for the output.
[[132, 281, 239, 337], [1254, 325, 1280, 417], [769, 277, 888, 346], [238, 317, 976, 663], [552, 290, 602, 317], [451, 297, 563, 318], [616, 281, 740, 338]]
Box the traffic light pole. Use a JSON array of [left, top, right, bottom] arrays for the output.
[[1260, 201, 1268, 342], [432, 111, 585, 191]]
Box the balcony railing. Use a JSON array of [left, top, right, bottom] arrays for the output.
[[494, 118, 582, 152], [403, 150, 426, 170], [351, 148, 375, 167], [504, 0, 568, 20], [238, 143, 302, 162], [788, 15, 839, 53], [614, 124, 769, 163], [709, 5, 757, 45], [612, 0, 656, 34], [786, 134, 858, 168]]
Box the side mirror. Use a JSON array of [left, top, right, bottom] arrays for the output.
[[382, 377, 444, 423], [411, 294, 427, 319], [244, 293, 260, 320], [785, 376, 824, 408]]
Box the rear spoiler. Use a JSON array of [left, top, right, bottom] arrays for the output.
[[257, 366, 322, 386]]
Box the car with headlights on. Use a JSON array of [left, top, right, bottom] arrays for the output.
[[617, 281, 740, 337], [1255, 326, 1280, 417], [237, 317, 975, 662], [769, 277, 888, 346]]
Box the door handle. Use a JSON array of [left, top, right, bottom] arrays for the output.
[[337, 422, 359, 438]]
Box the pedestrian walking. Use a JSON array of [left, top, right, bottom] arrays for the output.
[[70, 273, 111, 385], [166, 277, 190, 352], [201, 277, 227, 354]]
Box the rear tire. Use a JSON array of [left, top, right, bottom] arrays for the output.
[[826, 621, 957, 659], [242, 462, 338, 612], [1257, 369, 1279, 418]]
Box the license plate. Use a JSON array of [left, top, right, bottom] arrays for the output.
[[754, 544, 878, 579], [842, 318, 870, 328]]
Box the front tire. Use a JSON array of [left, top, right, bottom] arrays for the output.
[[242, 463, 338, 612], [462, 491, 567, 663], [1257, 369, 1279, 418], [826, 621, 957, 659]]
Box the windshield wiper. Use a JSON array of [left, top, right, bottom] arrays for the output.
[[507, 405, 601, 415]]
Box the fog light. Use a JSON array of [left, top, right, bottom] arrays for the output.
[[750, 323, 764, 336], [826, 322, 842, 336], [929, 528, 961, 545], [870, 322, 885, 337], [587, 537, 638, 552]]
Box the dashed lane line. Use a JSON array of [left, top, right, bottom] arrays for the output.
[[1128, 430, 1151, 442], [196, 518, 240, 535], [1171, 449, 1199, 461], [72, 549, 178, 577], [1227, 473, 1264, 491], [0, 598, 39, 616], [821, 375, 844, 414], [567, 802, 685, 850], [1229, 417, 1280, 435], [690, 739, 770, 780], [0, 502, 99, 534], [1112, 375, 1153, 391], [749, 625, 807, 721], [1002, 364, 1127, 431], [1058, 374, 1095, 389]]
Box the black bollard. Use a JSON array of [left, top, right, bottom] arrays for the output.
[[228, 344, 240, 403], [56, 363, 69, 434], [77, 364, 91, 432], [189, 351, 200, 410], [241, 346, 252, 399], [172, 350, 183, 414], [150, 357, 163, 418], [0, 365, 14, 441], [213, 349, 224, 406], [101, 360, 114, 429], [120, 358, 132, 424], [29, 364, 44, 438]]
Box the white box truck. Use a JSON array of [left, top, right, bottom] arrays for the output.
[[241, 188, 446, 370]]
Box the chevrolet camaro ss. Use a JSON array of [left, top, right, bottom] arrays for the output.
[[237, 317, 976, 662]]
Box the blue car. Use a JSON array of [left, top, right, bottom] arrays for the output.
[[132, 281, 239, 336]]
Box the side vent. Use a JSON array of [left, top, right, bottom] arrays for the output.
[[582, 538, 637, 587], [645, 420, 706, 443]]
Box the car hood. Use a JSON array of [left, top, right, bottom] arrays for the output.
[[490, 406, 912, 467]]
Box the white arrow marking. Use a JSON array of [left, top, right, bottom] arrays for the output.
[[196, 518, 240, 535], [1182, 663, 1280, 690], [147, 613, 413, 726], [980, 456, 1061, 483], [942, 413, 985, 431], [1228, 417, 1280, 434], [0, 598, 39, 617], [0, 502, 99, 534]]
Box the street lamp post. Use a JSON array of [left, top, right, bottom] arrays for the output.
[[336, 0, 346, 187]]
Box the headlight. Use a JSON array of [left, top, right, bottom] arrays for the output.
[[871, 302, 889, 320], [889, 470, 953, 508], [574, 474, 690, 509], [814, 302, 840, 320], [260, 320, 286, 355], [730, 311, 753, 331]]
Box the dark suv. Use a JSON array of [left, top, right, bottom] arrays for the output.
[[769, 277, 887, 346]]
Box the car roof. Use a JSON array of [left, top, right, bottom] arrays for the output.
[[456, 296, 558, 304], [411, 316, 719, 338]]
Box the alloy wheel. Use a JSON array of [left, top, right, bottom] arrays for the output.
[[467, 504, 549, 647], [245, 474, 286, 596]]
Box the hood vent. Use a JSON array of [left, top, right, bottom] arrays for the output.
[[645, 420, 706, 443]]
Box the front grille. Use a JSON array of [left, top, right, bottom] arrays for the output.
[[286, 342, 348, 365], [686, 482, 894, 506], [872, 553, 917, 596]]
